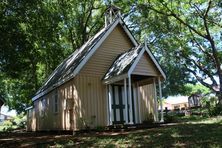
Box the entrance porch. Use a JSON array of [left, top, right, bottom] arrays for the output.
[[106, 75, 164, 125], [103, 44, 166, 125]]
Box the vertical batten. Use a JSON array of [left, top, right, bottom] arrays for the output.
[[153, 78, 159, 122], [128, 75, 133, 124], [158, 77, 164, 122], [124, 78, 128, 124]]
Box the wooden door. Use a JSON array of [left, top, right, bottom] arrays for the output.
[[112, 85, 125, 124]]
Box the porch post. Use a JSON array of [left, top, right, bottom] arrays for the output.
[[108, 85, 113, 125], [158, 77, 164, 122], [106, 85, 110, 125], [124, 78, 128, 124], [137, 82, 141, 123], [133, 83, 138, 123], [128, 75, 133, 124], [153, 78, 159, 122]]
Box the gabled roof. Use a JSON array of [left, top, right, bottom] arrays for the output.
[[103, 44, 166, 84], [32, 16, 138, 101], [103, 45, 143, 81]]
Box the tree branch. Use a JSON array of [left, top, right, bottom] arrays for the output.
[[190, 59, 217, 86], [155, 2, 207, 39], [189, 29, 214, 60], [202, 0, 221, 77], [185, 66, 216, 92]]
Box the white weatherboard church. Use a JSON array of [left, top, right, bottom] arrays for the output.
[[27, 5, 165, 131]]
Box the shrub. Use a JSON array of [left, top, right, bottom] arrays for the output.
[[203, 96, 222, 117], [164, 114, 177, 123], [13, 113, 26, 128], [209, 104, 222, 117], [2, 120, 13, 131], [0, 113, 26, 132]]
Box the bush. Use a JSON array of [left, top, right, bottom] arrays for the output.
[[13, 113, 26, 128], [203, 96, 222, 117], [164, 114, 177, 123], [209, 104, 222, 117], [0, 113, 26, 132], [2, 120, 13, 131]]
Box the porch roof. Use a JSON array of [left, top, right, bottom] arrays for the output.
[[103, 43, 166, 84], [103, 45, 143, 81]]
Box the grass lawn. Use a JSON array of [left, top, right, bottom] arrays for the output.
[[43, 116, 222, 147], [1, 116, 222, 147]]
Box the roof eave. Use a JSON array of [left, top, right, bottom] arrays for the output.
[[103, 73, 128, 84]]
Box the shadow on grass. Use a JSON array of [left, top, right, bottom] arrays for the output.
[[45, 123, 222, 147], [176, 115, 208, 123], [1, 123, 222, 147]]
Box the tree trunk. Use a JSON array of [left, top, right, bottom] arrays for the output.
[[219, 94, 222, 106], [217, 91, 222, 105]]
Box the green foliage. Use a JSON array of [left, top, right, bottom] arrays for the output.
[[13, 113, 26, 128], [37, 117, 222, 147], [131, 0, 222, 99], [0, 0, 105, 112], [1, 0, 222, 113], [209, 104, 222, 117], [0, 113, 26, 132], [2, 120, 13, 132], [163, 112, 180, 123], [184, 84, 211, 96], [200, 96, 222, 117]]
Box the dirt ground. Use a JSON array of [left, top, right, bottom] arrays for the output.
[[0, 130, 73, 147], [0, 129, 135, 148]]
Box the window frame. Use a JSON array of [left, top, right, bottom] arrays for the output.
[[53, 90, 59, 114]]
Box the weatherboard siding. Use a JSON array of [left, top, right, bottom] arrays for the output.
[[32, 74, 108, 131], [74, 74, 107, 129], [33, 90, 64, 131], [80, 24, 134, 78], [28, 22, 160, 131], [138, 83, 155, 122], [133, 53, 160, 76]]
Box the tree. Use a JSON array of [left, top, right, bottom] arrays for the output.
[[184, 84, 211, 96], [0, 0, 105, 112], [134, 0, 222, 102]]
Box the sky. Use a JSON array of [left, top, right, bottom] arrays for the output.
[[166, 96, 188, 104], [1, 105, 17, 117]]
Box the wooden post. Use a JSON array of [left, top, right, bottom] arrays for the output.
[[133, 83, 138, 123], [108, 85, 113, 125], [153, 78, 159, 122], [106, 85, 109, 125], [128, 75, 133, 124], [137, 82, 141, 123], [158, 77, 164, 122], [124, 78, 128, 124]]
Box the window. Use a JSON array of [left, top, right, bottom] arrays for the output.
[[54, 90, 59, 113], [28, 109, 32, 118], [40, 98, 46, 117]]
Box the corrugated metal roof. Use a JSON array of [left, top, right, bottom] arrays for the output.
[[103, 45, 143, 81]]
